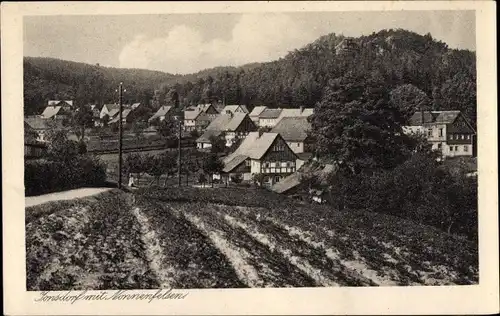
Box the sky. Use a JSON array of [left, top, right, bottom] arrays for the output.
[[24, 11, 475, 75]]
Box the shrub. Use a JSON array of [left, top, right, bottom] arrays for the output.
[[25, 155, 107, 196], [324, 153, 478, 241], [230, 174, 243, 184]]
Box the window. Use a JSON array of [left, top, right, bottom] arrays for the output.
[[427, 129, 432, 137], [270, 162, 276, 168], [270, 168, 276, 173], [455, 146, 459, 151], [439, 128, 443, 137], [450, 146, 454, 151], [455, 134, 459, 140], [464, 146, 469, 152], [297, 143, 300, 147], [274, 176, 281, 183], [449, 134, 453, 140], [281, 162, 287, 167], [467, 135, 471, 140], [437, 143, 442, 149], [245, 159, 251, 167]]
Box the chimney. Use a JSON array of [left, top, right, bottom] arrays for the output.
[[300, 106, 304, 113]]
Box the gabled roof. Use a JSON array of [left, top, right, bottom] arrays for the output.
[[408, 110, 462, 126], [223, 132, 298, 173], [222, 104, 249, 114], [48, 100, 73, 107], [25, 116, 63, 130], [131, 102, 141, 109], [102, 104, 120, 112], [41, 106, 62, 118], [149, 106, 173, 121], [259, 108, 282, 119], [197, 113, 252, 143], [277, 108, 314, 122], [196, 130, 223, 143], [271, 163, 336, 194], [222, 155, 248, 173], [225, 113, 249, 131], [271, 117, 311, 141], [184, 109, 203, 120], [109, 109, 132, 124], [249, 106, 267, 117], [245, 132, 281, 159]]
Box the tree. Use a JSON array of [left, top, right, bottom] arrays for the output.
[[45, 129, 80, 162], [252, 173, 266, 188], [437, 73, 477, 126], [72, 105, 94, 141], [189, 129, 200, 139], [157, 119, 178, 147], [198, 172, 207, 188], [389, 84, 431, 123], [209, 135, 226, 154], [203, 153, 224, 188], [309, 72, 414, 174], [126, 106, 153, 123], [101, 114, 110, 127]]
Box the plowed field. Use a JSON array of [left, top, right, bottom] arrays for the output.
[[26, 188, 478, 290]]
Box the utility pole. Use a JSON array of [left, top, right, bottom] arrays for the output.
[[118, 82, 123, 189], [177, 118, 182, 187]]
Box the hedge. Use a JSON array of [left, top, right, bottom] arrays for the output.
[[25, 155, 107, 196]]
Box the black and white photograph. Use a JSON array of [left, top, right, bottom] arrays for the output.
[[2, 1, 498, 315]]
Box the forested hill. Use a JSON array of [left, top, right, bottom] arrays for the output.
[[23, 57, 179, 114], [24, 29, 476, 121]]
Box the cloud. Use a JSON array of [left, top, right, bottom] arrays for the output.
[[118, 13, 316, 74]]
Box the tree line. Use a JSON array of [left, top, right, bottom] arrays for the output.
[[24, 29, 476, 126]]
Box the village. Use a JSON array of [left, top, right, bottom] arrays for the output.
[[24, 96, 477, 202]]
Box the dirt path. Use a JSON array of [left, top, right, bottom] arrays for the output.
[[25, 188, 112, 207]]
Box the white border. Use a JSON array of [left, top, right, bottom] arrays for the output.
[[2, 1, 498, 315]]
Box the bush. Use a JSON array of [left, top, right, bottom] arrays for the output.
[[324, 153, 478, 241], [25, 155, 107, 196]]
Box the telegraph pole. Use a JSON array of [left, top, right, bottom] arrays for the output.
[[177, 118, 182, 187], [118, 82, 123, 189]]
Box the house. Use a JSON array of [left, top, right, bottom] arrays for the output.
[[184, 109, 211, 132], [249, 106, 267, 124], [131, 102, 141, 109], [270, 117, 313, 154], [275, 107, 314, 124], [109, 109, 132, 124], [222, 132, 299, 186], [195, 103, 220, 118], [41, 100, 74, 119], [149, 106, 173, 123], [100, 104, 121, 119], [403, 110, 476, 158], [196, 112, 257, 149], [24, 116, 63, 143], [25, 122, 47, 158], [258, 108, 283, 128], [89, 104, 101, 117], [221, 104, 249, 115], [271, 163, 336, 201]]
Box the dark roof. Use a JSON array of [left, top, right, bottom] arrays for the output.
[[408, 110, 462, 126], [149, 106, 173, 121], [222, 155, 248, 173], [271, 116, 311, 141], [271, 163, 336, 194], [24, 116, 53, 130], [249, 106, 267, 117], [259, 108, 282, 119]]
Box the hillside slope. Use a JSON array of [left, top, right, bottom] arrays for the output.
[[24, 29, 476, 121], [26, 188, 478, 290]]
